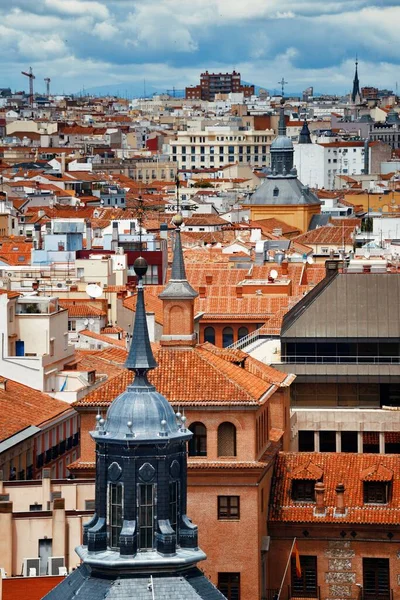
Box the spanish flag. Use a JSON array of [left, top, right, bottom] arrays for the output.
[[292, 541, 302, 578]]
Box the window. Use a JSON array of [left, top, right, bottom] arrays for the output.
[[204, 326, 215, 344], [68, 320, 76, 332], [238, 327, 248, 340], [364, 482, 388, 504], [273, 186, 279, 197], [298, 431, 315, 452], [363, 558, 390, 600], [218, 496, 240, 520], [341, 431, 358, 452], [319, 431, 336, 452], [292, 480, 315, 502], [218, 422, 237, 457], [218, 573, 240, 600], [139, 484, 154, 550], [29, 503, 43, 511], [363, 432, 379, 453], [291, 555, 318, 598], [108, 483, 123, 549], [169, 481, 179, 536], [222, 326, 234, 348], [188, 422, 207, 456]]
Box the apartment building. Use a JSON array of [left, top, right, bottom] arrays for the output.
[[168, 125, 274, 170], [185, 70, 254, 101], [294, 141, 366, 189]]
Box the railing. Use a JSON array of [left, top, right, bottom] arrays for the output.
[[360, 589, 393, 600], [288, 584, 320, 599], [280, 355, 400, 365], [226, 325, 266, 351]]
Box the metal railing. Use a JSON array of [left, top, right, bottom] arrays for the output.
[[280, 355, 400, 365], [226, 325, 266, 351], [288, 584, 320, 599]]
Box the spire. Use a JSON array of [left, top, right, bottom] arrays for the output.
[[171, 214, 188, 280], [125, 256, 157, 372], [351, 57, 361, 104], [278, 99, 286, 136], [299, 119, 312, 144]]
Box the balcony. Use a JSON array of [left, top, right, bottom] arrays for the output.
[[272, 356, 400, 382]]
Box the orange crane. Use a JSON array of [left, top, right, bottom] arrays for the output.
[[21, 67, 35, 106], [44, 77, 51, 97]]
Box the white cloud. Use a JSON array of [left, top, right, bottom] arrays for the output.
[[93, 21, 119, 40], [44, 0, 109, 19]]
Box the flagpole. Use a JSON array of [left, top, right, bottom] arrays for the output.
[[276, 537, 297, 600]]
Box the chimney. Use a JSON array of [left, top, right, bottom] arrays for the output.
[[325, 259, 339, 278], [205, 274, 213, 285], [314, 481, 326, 516], [61, 152, 66, 175], [111, 221, 119, 251], [34, 223, 42, 250], [199, 286, 206, 298], [0, 379, 8, 391], [334, 483, 346, 517], [236, 285, 243, 298], [159, 222, 168, 241], [281, 259, 289, 276], [86, 220, 92, 251]]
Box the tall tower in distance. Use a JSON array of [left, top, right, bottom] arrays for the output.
[[351, 58, 362, 104]]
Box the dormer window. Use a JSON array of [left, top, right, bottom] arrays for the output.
[[273, 186, 279, 197], [363, 481, 389, 504], [292, 479, 315, 502]]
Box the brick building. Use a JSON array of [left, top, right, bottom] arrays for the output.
[[69, 217, 296, 599], [185, 71, 254, 101], [268, 452, 400, 600]]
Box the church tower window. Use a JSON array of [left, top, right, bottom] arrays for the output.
[[139, 484, 155, 550], [108, 483, 123, 549]]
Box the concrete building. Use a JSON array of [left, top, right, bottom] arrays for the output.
[[185, 70, 254, 101], [294, 141, 366, 190], [168, 125, 274, 170]]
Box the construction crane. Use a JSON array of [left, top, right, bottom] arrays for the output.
[[21, 67, 35, 106], [166, 87, 184, 98], [44, 77, 51, 97]]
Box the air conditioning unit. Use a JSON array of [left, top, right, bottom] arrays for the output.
[[22, 558, 40, 577], [47, 556, 65, 576]]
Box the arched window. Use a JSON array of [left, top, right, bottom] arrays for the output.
[[238, 326, 249, 340], [204, 326, 216, 345], [188, 422, 207, 457], [108, 482, 123, 549], [222, 327, 234, 348], [218, 422, 237, 457]]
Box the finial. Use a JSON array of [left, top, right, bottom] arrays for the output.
[[126, 420, 134, 438], [180, 415, 187, 431], [159, 419, 168, 437]]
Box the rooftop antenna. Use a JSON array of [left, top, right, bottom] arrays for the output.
[[278, 77, 288, 98]]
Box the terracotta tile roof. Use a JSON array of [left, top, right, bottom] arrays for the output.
[[74, 344, 286, 409], [249, 218, 300, 235], [270, 452, 400, 524], [183, 215, 228, 226], [0, 377, 73, 441], [123, 291, 164, 325], [293, 225, 356, 246], [59, 302, 106, 318]]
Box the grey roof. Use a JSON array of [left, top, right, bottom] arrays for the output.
[[43, 565, 227, 599], [308, 214, 331, 229], [0, 425, 40, 452], [282, 272, 400, 340], [249, 176, 321, 206], [159, 229, 198, 300], [125, 279, 157, 372], [92, 374, 191, 444], [270, 136, 293, 150], [298, 120, 312, 144]]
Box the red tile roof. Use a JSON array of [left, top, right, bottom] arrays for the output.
[[270, 452, 400, 524], [0, 377, 73, 441]]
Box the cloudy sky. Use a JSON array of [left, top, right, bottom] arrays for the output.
[[1, 0, 400, 96]]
